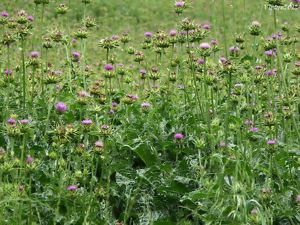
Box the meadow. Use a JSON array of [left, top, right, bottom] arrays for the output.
[[0, 0, 299, 224]]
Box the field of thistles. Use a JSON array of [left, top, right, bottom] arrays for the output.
[[0, 0, 299, 224]]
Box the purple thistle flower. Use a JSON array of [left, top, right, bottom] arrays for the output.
[[26, 156, 34, 164], [219, 57, 228, 65], [211, 39, 218, 46], [169, 29, 177, 37], [265, 69, 277, 76], [78, 90, 90, 97], [265, 49, 276, 57], [296, 194, 300, 203], [104, 64, 114, 71], [82, 119, 93, 125], [144, 32, 152, 38], [111, 34, 119, 41], [108, 109, 115, 115], [55, 102, 67, 113], [7, 118, 16, 125], [229, 46, 240, 54], [141, 102, 151, 108], [244, 119, 253, 126], [255, 65, 263, 71], [179, 31, 185, 36], [112, 102, 118, 107], [27, 15, 34, 22], [67, 185, 78, 191], [291, 0, 300, 3], [72, 51, 80, 61], [202, 23, 211, 30], [267, 139, 277, 145], [19, 119, 30, 125], [0, 11, 9, 17], [175, 1, 185, 7], [295, 61, 300, 67], [101, 125, 110, 130], [245, 120, 254, 126], [30, 51, 40, 58], [140, 69, 147, 77], [249, 127, 259, 132], [95, 141, 104, 148], [174, 133, 184, 140], [197, 59, 205, 65], [4, 69, 12, 76], [200, 43, 211, 50]]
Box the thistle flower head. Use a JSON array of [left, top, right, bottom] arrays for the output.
[[67, 185, 78, 191], [7, 118, 16, 125], [144, 32, 153, 38], [174, 133, 184, 140], [267, 139, 277, 145], [81, 119, 93, 125], [199, 42, 211, 50], [1, 11, 9, 17], [104, 64, 114, 71], [55, 102, 68, 113]]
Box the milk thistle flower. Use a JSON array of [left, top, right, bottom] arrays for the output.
[[174, 133, 184, 140], [1, 11, 9, 17], [30, 51, 40, 58], [27, 15, 34, 22], [199, 42, 211, 50], [144, 32, 152, 38], [104, 64, 114, 71], [81, 119, 93, 126], [249, 127, 259, 132], [7, 118, 16, 126], [267, 139, 277, 145], [175, 1, 186, 14], [169, 29, 177, 37], [4, 69, 13, 76], [72, 51, 80, 62], [26, 156, 34, 164], [67, 185, 78, 191], [19, 119, 30, 125], [95, 140, 104, 148], [55, 102, 68, 113], [296, 194, 300, 203]]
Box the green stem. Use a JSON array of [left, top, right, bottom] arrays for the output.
[[21, 38, 26, 109]]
